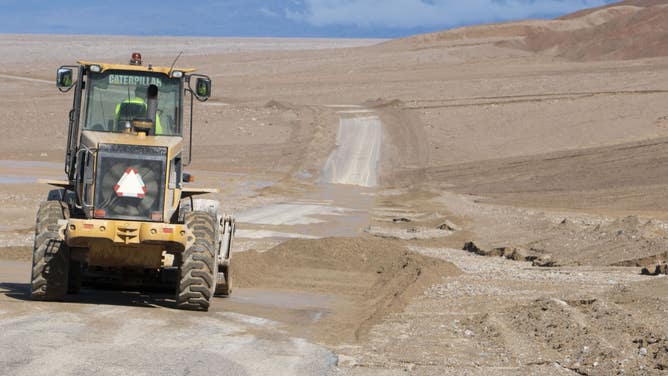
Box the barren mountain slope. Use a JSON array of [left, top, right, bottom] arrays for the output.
[[384, 0, 668, 61]]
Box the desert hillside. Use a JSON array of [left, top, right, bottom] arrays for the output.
[[387, 0, 668, 61]]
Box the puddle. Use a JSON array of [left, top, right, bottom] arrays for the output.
[[240, 180, 274, 190], [0, 176, 39, 184], [235, 230, 320, 240], [217, 312, 280, 327], [0, 160, 63, 184], [237, 202, 345, 225], [215, 288, 340, 342], [0, 160, 61, 169], [234, 112, 380, 240], [0, 175, 63, 184], [236, 183, 374, 239], [231, 288, 335, 311], [336, 109, 375, 114], [295, 171, 313, 179]]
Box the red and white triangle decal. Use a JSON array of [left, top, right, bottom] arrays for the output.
[[114, 168, 147, 198]]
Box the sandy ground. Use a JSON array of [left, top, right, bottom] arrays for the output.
[[2, 2, 668, 374]]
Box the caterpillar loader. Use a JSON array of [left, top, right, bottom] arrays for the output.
[[31, 52, 234, 311]]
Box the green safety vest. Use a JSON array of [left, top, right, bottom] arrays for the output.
[[115, 98, 163, 134]]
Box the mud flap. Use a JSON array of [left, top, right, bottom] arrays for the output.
[[215, 214, 235, 296]]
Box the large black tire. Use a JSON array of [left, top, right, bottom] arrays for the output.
[[176, 211, 217, 311], [31, 201, 70, 300]]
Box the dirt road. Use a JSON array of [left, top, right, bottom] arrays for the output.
[[3, 8, 668, 373], [236, 108, 382, 242], [0, 108, 407, 375], [0, 260, 337, 376], [321, 113, 383, 187]]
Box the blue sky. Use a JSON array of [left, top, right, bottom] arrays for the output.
[[0, 0, 620, 38]]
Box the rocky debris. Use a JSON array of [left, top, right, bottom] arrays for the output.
[[436, 220, 460, 231], [613, 251, 668, 268], [503, 247, 532, 261], [641, 264, 668, 276], [366, 226, 454, 240], [528, 214, 668, 267], [532, 254, 557, 267], [392, 217, 411, 223], [501, 297, 668, 375], [264, 100, 295, 110], [462, 241, 557, 266], [462, 241, 484, 255]]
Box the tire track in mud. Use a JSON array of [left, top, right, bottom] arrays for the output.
[[320, 114, 382, 187], [0, 73, 52, 84], [406, 89, 668, 109], [236, 106, 383, 241]]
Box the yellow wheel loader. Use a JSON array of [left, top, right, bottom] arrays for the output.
[[31, 53, 234, 311]]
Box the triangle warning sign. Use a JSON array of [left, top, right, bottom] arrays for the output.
[[114, 168, 147, 198]]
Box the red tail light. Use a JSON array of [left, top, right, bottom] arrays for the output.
[[130, 52, 142, 65]]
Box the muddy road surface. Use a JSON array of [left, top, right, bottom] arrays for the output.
[[0, 109, 456, 375], [3, 16, 668, 374]]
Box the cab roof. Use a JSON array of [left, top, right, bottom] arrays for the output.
[[77, 61, 196, 75]]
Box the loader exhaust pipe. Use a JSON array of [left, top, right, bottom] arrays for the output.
[[146, 84, 159, 133]]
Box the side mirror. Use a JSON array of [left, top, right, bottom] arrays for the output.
[[195, 77, 211, 100], [56, 68, 73, 89]]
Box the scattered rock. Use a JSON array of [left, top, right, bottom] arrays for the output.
[[550, 298, 569, 307], [463, 241, 485, 255], [641, 264, 668, 276], [392, 217, 411, 223], [367, 226, 453, 240], [533, 254, 558, 267], [463, 242, 553, 265], [487, 247, 508, 257], [436, 220, 460, 231], [504, 247, 529, 261]]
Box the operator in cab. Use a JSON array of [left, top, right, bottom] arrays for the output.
[[114, 85, 163, 134]]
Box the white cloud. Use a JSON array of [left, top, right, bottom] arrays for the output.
[[289, 0, 616, 29]]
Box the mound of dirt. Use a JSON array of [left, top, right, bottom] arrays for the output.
[[232, 237, 460, 342]]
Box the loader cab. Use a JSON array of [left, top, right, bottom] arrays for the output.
[[56, 54, 212, 183], [83, 70, 182, 136]]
